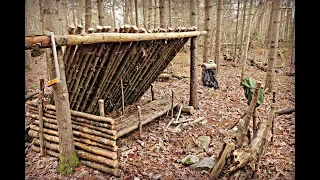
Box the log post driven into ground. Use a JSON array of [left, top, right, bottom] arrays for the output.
[[98, 99, 105, 117], [137, 106, 143, 139], [189, 36, 199, 109], [151, 84, 155, 101], [121, 78, 125, 115], [38, 79, 45, 156], [171, 90, 174, 119]]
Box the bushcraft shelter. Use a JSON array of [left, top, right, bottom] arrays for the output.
[[25, 24, 207, 176]]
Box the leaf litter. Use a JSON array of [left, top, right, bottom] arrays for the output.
[[25, 48, 295, 179]]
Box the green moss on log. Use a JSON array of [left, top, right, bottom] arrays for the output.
[[59, 153, 80, 175], [31, 48, 44, 57]]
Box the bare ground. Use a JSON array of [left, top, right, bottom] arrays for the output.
[[25, 47, 295, 180]]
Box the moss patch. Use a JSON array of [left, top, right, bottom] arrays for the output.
[[31, 48, 44, 57], [59, 153, 80, 176], [25, 65, 32, 72]]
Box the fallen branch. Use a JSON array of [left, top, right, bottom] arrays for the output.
[[25, 92, 39, 101], [275, 107, 295, 115], [182, 117, 205, 126]]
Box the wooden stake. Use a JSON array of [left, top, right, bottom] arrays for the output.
[[121, 78, 125, 115], [137, 106, 142, 139], [98, 99, 105, 117], [176, 104, 183, 122], [171, 90, 174, 119], [151, 84, 155, 101], [252, 107, 257, 138], [271, 91, 276, 143], [38, 79, 45, 156]]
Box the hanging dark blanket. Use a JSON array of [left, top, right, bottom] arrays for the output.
[[202, 69, 219, 89]]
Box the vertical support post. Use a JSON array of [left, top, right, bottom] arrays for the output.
[[252, 107, 257, 138], [171, 90, 174, 118], [137, 106, 142, 139], [271, 91, 276, 143], [98, 99, 105, 117], [151, 84, 155, 101], [189, 36, 199, 109], [38, 79, 45, 156], [120, 78, 125, 115]]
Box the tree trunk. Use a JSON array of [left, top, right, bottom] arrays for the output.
[[25, 0, 32, 66], [265, 1, 273, 47], [78, 0, 85, 26], [168, 0, 172, 27], [59, 0, 68, 32], [203, 0, 212, 63], [85, 0, 92, 31], [71, 0, 77, 26], [25, 0, 42, 65], [284, 0, 292, 41], [159, 0, 165, 28], [214, 0, 222, 74], [240, 0, 254, 84], [42, 0, 79, 175], [265, 0, 282, 93], [278, 1, 284, 40], [238, 0, 248, 59], [148, 0, 152, 29], [291, 14, 295, 65], [189, 0, 198, 110], [112, 0, 116, 27], [143, 0, 146, 27], [154, 0, 157, 28], [233, 0, 241, 63], [97, 0, 105, 26], [135, 0, 138, 26], [124, 0, 130, 25]]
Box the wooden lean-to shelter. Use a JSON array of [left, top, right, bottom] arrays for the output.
[[25, 24, 206, 176]]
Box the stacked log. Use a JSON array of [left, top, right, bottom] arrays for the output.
[[25, 100, 119, 176], [114, 97, 180, 138]]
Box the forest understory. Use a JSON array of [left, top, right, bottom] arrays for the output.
[[25, 46, 295, 180]]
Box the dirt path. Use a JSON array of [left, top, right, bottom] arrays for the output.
[[25, 48, 295, 179]]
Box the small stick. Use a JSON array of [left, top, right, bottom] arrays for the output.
[[151, 84, 155, 101], [137, 106, 142, 139], [137, 139, 144, 147], [121, 78, 125, 115], [171, 90, 174, 119], [252, 107, 257, 138], [165, 118, 175, 131], [182, 117, 205, 126], [176, 104, 183, 122], [98, 99, 105, 117], [271, 91, 276, 143], [38, 79, 45, 156]]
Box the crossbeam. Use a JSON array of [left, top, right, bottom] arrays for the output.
[[25, 31, 207, 50]]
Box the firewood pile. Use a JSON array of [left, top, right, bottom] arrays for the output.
[[61, 25, 195, 115]]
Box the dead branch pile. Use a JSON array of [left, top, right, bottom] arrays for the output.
[[209, 82, 276, 179]]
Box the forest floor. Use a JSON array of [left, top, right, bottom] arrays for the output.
[[25, 46, 295, 180]]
